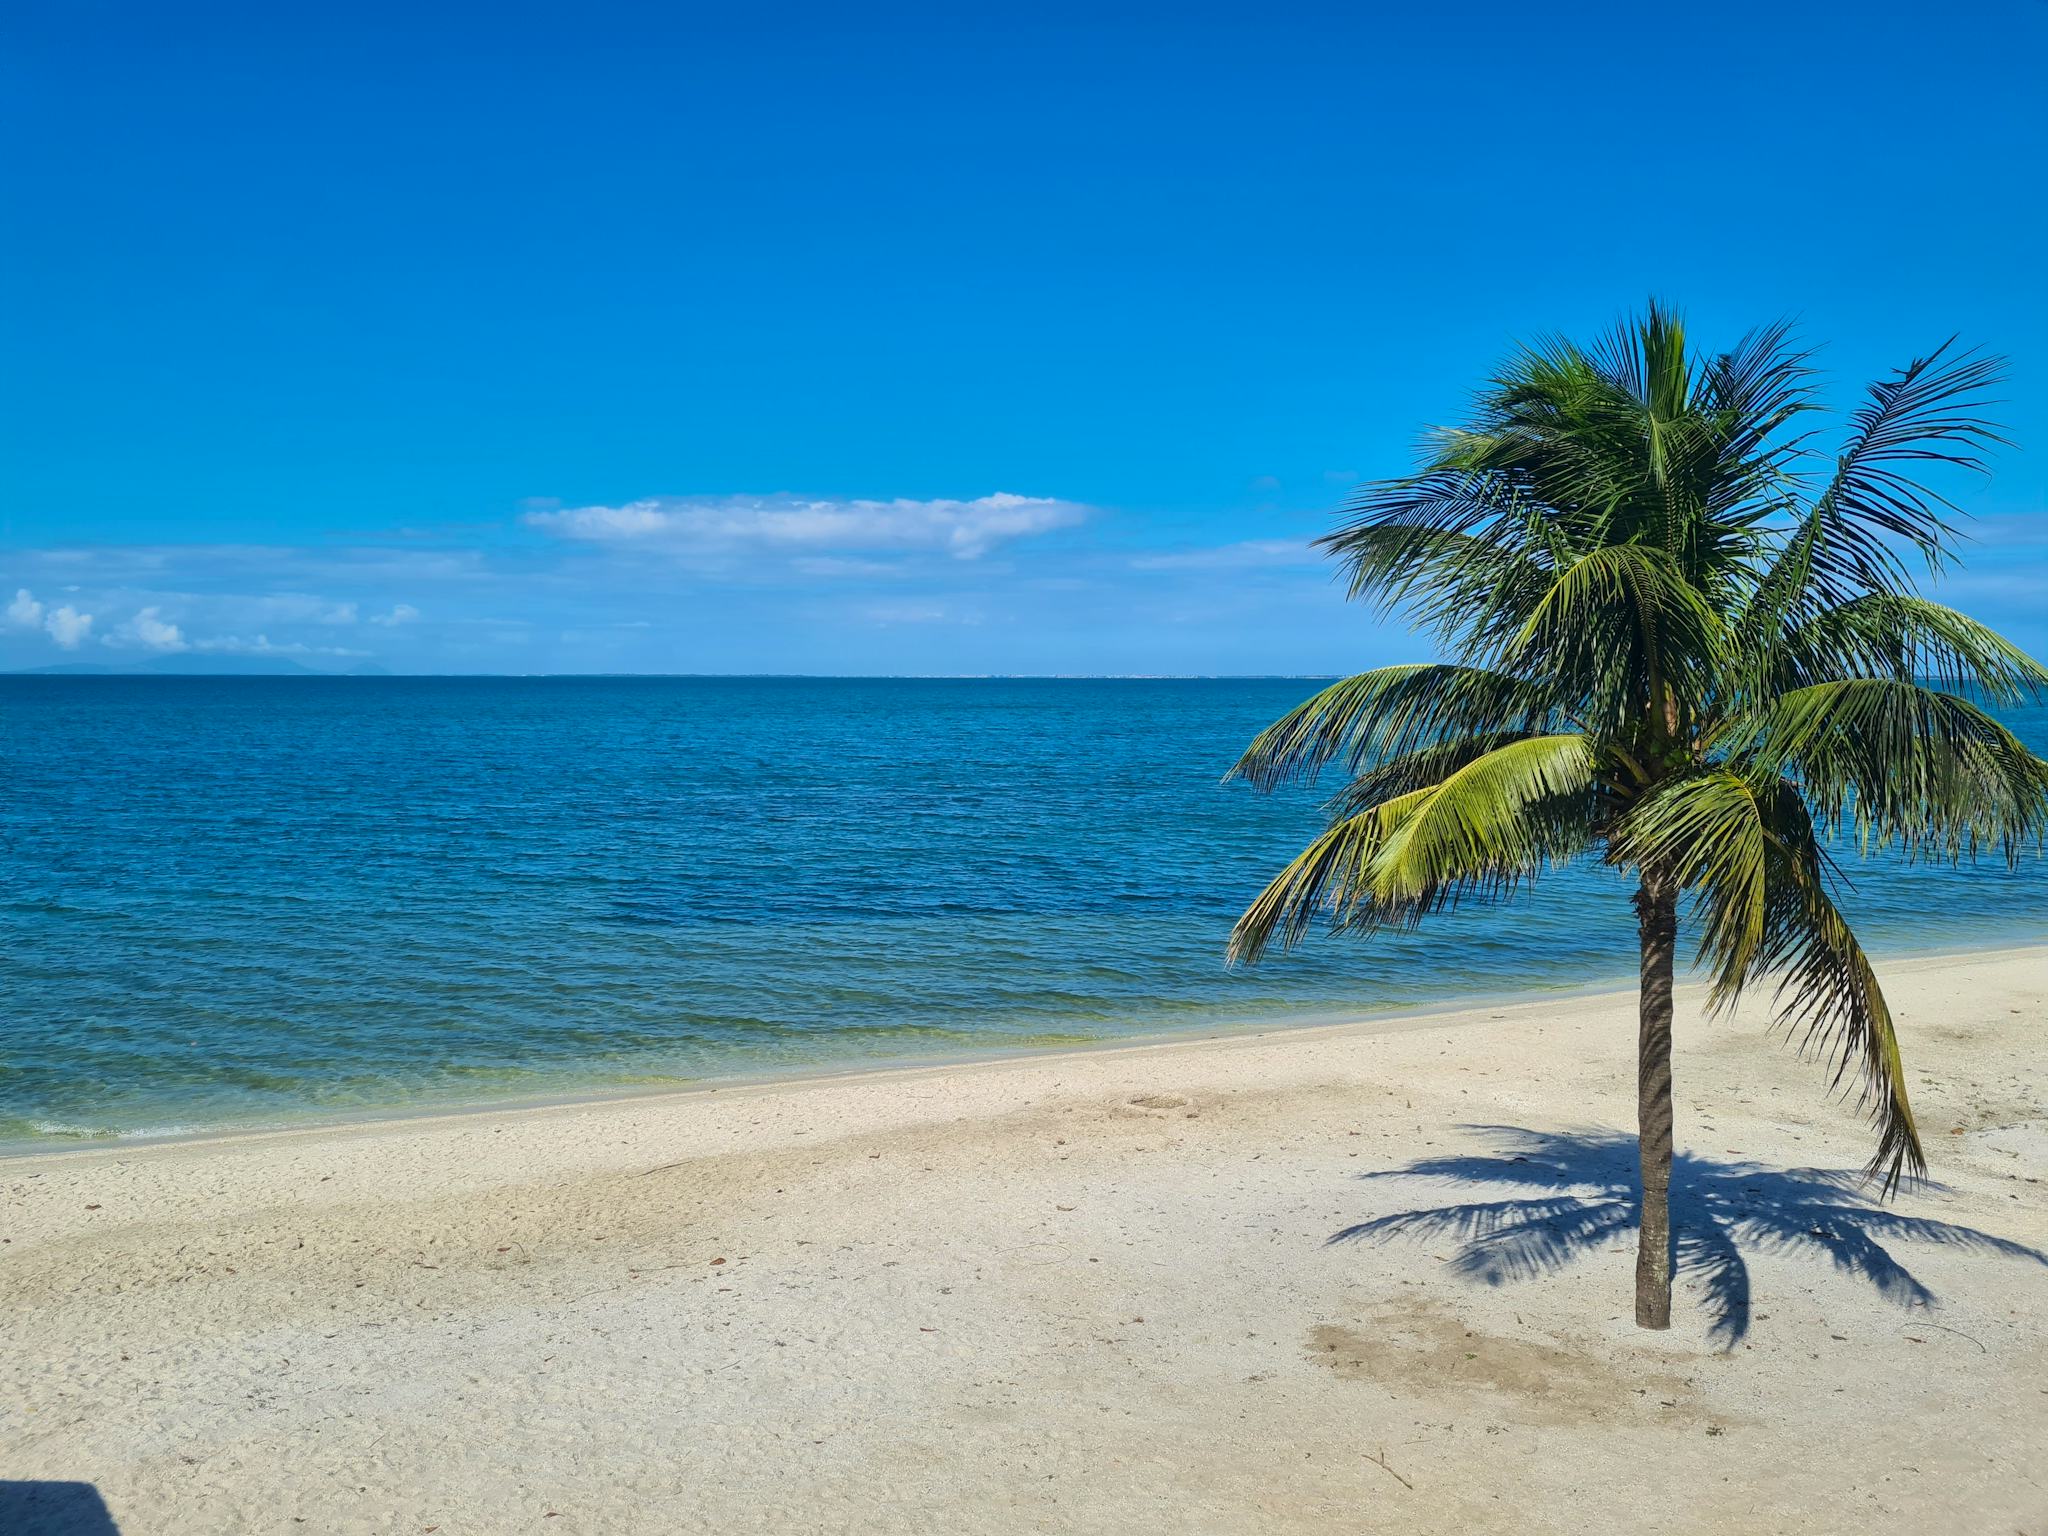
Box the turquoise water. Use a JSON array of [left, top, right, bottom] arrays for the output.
[[2, 677, 2042, 1145]]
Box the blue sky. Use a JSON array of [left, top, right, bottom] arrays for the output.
[[3, 0, 2044, 673]]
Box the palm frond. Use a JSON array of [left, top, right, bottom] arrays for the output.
[[1225, 664, 1560, 791], [1608, 770, 1769, 1005], [1688, 321, 1818, 585], [1694, 320, 1818, 507], [1754, 786, 1926, 1192], [1229, 735, 1597, 962], [1777, 594, 2048, 702], [1754, 341, 2006, 615], [1504, 542, 1722, 734], [1737, 679, 2048, 863], [1366, 734, 1597, 902], [1321, 731, 1546, 820], [1226, 786, 1436, 963], [1316, 516, 1556, 658]]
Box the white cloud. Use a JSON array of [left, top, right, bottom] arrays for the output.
[[107, 606, 190, 653], [791, 557, 902, 578], [45, 605, 94, 648], [10, 544, 490, 588], [8, 584, 102, 648], [192, 633, 369, 658], [1130, 539, 1320, 571], [526, 492, 1089, 562], [371, 603, 420, 626], [234, 594, 357, 625], [861, 602, 980, 626]]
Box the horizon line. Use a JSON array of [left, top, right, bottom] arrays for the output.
[[3, 669, 1352, 681]]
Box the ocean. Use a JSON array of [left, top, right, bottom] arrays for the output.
[[2, 676, 2042, 1145]]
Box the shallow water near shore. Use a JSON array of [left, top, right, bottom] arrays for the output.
[[3, 676, 2043, 1145]]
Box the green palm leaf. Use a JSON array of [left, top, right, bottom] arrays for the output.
[[1754, 788, 1926, 1192], [1738, 678, 2048, 862], [1750, 342, 2006, 621], [1225, 664, 1559, 791], [1505, 543, 1723, 732], [1229, 735, 1595, 963], [1608, 770, 1770, 1004], [1226, 786, 1436, 963], [1366, 734, 1597, 902], [1777, 593, 2048, 701], [1321, 731, 1547, 819]]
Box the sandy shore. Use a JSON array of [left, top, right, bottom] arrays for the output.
[[3, 947, 2045, 1535]]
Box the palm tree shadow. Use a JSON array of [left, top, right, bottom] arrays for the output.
[[1333, 1126, 2047, 1347]]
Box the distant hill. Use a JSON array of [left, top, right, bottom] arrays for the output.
[[147, 654, 328, 676], [10, 655, 346, 677]]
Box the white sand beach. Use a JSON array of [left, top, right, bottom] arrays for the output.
[[3, 946, 2044, 1535]]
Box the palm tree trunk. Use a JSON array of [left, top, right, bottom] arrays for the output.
[[1633, 875, 1677, 1330]]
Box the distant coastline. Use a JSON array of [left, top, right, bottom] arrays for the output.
[[5, 666, 1351, 679]]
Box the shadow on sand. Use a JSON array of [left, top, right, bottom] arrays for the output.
[[0, 1482, 120, 1536], [1333, 1126, 2047, 1346]]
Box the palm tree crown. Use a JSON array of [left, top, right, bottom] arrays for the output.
[[1227, 304, 2048, 1226]]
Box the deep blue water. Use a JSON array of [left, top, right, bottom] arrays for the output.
[[2, 677, 2043, 1144]]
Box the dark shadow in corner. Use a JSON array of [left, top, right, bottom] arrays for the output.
[[0, 1482, 120, 1536], [1331, 1126, 2047, 1347]]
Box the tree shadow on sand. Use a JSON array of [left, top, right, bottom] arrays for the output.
[[1332, 1126, 2047, 1347]]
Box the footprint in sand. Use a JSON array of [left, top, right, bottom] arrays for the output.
[[1127, 1093, 1189, 1112]]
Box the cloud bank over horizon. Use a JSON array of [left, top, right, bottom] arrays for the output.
[[0, 488, 1364, 674], [5, 490, 2042, 677]]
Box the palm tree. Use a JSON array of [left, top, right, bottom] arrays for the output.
[[1226, 304, 2048, 1329]]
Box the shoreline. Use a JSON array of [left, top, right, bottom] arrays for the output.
[[9, 968, 1637, 1161], [6, 936, 2042, 1168]]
